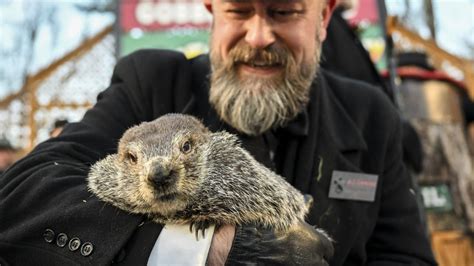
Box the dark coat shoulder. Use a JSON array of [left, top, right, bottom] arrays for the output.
[[0, 49, 196, 265]]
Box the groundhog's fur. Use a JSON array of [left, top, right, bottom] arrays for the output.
[[87, 114, 309, 232]]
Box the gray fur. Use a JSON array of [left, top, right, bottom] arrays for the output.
[[87, 113, 308, 231]]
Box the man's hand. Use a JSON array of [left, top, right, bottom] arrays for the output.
[[207, 222, 333, 266], [208, 225, 235, 266]]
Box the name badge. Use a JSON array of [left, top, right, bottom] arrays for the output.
[[328, 171, 378, 202]]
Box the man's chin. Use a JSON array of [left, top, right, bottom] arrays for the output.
[[229, 122, 271, 136]]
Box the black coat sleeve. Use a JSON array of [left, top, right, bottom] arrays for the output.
[[0, 50, 192, 265]]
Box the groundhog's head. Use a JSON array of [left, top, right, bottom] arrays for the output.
[[89, 114, 212, 217]]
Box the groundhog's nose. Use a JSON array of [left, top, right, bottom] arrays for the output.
[[148, 164, 171, 188]]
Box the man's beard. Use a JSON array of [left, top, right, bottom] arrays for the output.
[[209, 39, 322, 136]]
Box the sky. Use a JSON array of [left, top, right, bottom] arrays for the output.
[[0, 0, 114, 98], [386, 0, 474, 60], [0, 0, 473, 97]]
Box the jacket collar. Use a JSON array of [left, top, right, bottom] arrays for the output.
[[276, 109, 309, 137]]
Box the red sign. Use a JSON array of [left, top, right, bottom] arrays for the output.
[[121, 0, 212, 32], [345, 0, 379, 25]]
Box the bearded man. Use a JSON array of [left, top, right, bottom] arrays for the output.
[[0, 0, 436, 265]]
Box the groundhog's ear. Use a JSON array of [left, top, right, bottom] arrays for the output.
[[304, 194, 314, 210], [118, 124, 141, 149], [210, 131, 240, 146]]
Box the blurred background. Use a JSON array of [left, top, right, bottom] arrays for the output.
[[0, 0, 473, 265]]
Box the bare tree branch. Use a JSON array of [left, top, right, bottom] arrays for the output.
[[402, 0, 411, 22], [0, 0, 114, 98], [74, 0, 115, 13], [423, 0, 437, 41]]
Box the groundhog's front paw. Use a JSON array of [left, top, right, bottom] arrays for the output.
[[189, 220, 212, 240]]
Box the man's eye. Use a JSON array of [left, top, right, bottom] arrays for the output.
[[228, 9, 247, 14], [269, 9, 301, 19], [226, 9, 252, 18]]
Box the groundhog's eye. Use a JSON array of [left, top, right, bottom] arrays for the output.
[[181, 141, 192, 154], [125, 152, 138, 163]]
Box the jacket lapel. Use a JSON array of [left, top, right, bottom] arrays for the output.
[[305, 72, 371, 265], [288, 71, 367, 193], [314, 70, 368, 181]]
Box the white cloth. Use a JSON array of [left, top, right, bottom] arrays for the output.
[[147, 224, 216, 266]]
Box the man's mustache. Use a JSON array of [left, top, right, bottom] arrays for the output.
[[228, 43, 290, 67]]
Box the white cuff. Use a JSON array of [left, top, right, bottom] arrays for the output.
[[147, 224, 216, 266]]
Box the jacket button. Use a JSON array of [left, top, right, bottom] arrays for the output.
[[56, 233, 68, 247], [43, 229, 55, 243], [80, 242, 94, 257], [68, 237, 81, 251]]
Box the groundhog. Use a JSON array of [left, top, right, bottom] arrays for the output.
[[87, 113, 311, 234]]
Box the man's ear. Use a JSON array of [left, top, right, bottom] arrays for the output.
[[318, 0, 337, 41], [203, 0, 212, 13]]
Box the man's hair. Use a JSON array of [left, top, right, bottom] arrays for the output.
[[0, 138, 15, 151], [53, 119, 69, 129]]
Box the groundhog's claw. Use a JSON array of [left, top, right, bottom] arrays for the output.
[[190, 221, 211, 240]]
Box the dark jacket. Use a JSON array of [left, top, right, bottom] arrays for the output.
[[322, 9, 425, 174], [0, 50, 436, 265], [321, 8, 390, 98]]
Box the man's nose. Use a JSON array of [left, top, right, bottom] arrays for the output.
[[244, 15, 276, 49]]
